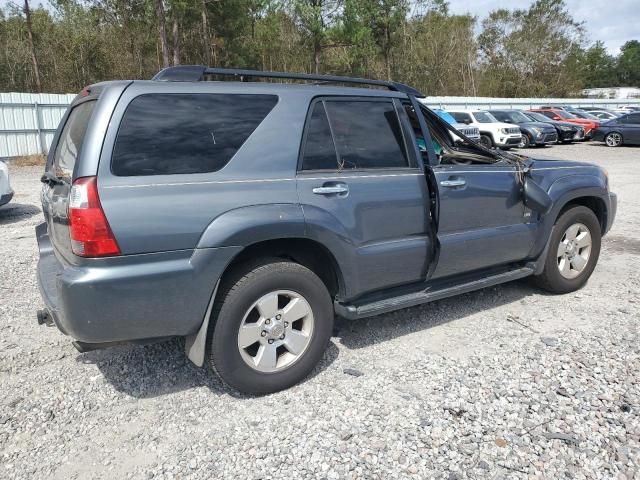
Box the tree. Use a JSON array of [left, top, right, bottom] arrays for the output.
[[155, 0, 170, 68], [617, 40, 640, 87], [23, 0, 41, 91], [478, 0, 585, 96], [579, 41, 617, 88]]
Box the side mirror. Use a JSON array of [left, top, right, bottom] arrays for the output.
[[463, 118, 471, 125], [552, 116, 561, 120], [523, 177, 552, 215]]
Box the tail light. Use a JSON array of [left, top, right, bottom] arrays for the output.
[[68, 176, 120, 257]]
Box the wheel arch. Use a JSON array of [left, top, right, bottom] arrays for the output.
[[185, 236, 345, 367]]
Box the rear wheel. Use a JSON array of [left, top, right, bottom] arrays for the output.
[[604, 132, 623, 147], [208, 259, 333, 395], [532, 206, 601, 294]]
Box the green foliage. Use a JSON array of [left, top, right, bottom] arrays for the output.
[[0, 0, 634, 96]]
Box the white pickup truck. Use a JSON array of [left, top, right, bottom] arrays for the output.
[[448, 110, 523, 149], [0, 160, 13, 207]]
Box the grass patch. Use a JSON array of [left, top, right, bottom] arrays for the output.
[[11, 154, 46, 167]]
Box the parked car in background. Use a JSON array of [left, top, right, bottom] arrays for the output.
[[529, 108, 600, 138], [522, 111, 585, 143], [432, 109, 481, 142], [0, 160, 13, 207], [571, 110, 602, 121], [35, 66, 617, 394], [448, 109, 522, 149], [586, 110, 619, 121], [488, 110, 558, 147], [591, 112, 640, 147]]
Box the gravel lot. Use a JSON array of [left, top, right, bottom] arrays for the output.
[[1, 143, 639, 480]]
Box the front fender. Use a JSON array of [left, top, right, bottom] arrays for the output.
[[528, 173, 610, 259], [196, 204, 306, 248]]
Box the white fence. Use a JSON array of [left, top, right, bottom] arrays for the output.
[[2, 91, 640, 158], [0, 92, 75, 159]]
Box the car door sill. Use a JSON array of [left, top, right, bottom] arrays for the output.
[[335, 266, 534, 320]]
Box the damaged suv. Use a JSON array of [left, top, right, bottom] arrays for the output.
[[37, 67, 617, 394]]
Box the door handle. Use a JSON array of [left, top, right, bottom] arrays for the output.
[[440, 179, 466, 188], [312, 185, 349, 195]]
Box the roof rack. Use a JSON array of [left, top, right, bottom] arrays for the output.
[[151, 65, 424, 98]]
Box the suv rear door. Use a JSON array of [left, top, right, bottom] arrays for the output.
[[297, 97, 432, 298], [41, 99, 96, 261]]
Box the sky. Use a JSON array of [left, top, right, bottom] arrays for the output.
[[446, 0, 639, 55], [2, 0, 638, 55]]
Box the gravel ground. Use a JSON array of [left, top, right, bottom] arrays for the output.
[[1, 143, 639, 479]]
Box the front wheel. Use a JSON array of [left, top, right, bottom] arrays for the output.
[[519, 134, 532, 148], [532, 206, 601, 294], [479, 134, 493, 149], [208, 260, 333, 395]]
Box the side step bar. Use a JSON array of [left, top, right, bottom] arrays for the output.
[[335, 266, 534, 320]]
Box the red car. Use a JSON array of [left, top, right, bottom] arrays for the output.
[[529, 108, 600, 137]]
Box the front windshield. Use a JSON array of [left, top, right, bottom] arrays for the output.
[[494, 111, 531, 123], [575, 111, 599, 120], [556, 110, 576, 119], [527, 112, 549, 122], [474, 111, 498, 123]]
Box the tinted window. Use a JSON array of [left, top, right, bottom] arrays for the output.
[[538, 111, 556, 119], [301, 102, 338, 170], [324, 100, 408, 170], [622, 113, 640, 124], [112, 94, 277, 176], [451, 112, 472, 123], [53, 101, 96, 179]]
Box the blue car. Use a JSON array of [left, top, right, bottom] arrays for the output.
[[592, 112, 640, 147]]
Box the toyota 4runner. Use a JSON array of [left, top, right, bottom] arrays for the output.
[[37, 67, 617, 394]]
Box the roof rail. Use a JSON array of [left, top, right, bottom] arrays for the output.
[[151, 65, 424, 98]]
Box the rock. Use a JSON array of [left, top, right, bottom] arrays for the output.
[[478, 460, 490, 470], [543, 432, 579, 446], [343, 368, 364, 377], [541, 337, 559, 347]]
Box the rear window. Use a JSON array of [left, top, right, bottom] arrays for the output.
[[53, 101, 96, 179], [112, 93, 278, 176]]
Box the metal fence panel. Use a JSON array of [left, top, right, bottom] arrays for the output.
[[2, 91, 640, 158], [0, 92, 75, 158]]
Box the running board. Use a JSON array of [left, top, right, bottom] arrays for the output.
[[335, 266, 534, 320]]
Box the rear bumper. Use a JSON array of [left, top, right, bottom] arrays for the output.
[[36, 222, 241, 343], [0, 190, 13, 206]]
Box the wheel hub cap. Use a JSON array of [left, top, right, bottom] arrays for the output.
[[237, 290, 315, 373], [557, 222, 592, 280]]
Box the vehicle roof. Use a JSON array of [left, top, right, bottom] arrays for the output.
[[91, 79, 410, 99]]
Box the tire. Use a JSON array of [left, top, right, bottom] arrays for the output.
[[519, 134, 532, 148], [479, 134, 494, 149], [604, 132, 623, 147], [208, 259, 333, 395], [532, 206, 601, 294]]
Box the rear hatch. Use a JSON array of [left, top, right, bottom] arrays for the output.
[[41, 98, 97, 262]]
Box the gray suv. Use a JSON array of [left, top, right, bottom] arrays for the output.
[[37, 67, 616, 394]]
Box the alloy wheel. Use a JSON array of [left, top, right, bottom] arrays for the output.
[[237, 290, 314, 373], [605, 132, 622, 147], [557, 223, 592, 280]]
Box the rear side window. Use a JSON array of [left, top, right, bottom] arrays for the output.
[[53, 101, 96, 179], [301, 99, 408, 171], [300, 102, 338, 170], [622, 113, 640, 124], [112, 94, 278, 176]]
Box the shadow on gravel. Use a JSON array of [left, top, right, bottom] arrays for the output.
[[78, 337, 339, 399], [336, 280, 540, 350], [0, 203, 40, 225]]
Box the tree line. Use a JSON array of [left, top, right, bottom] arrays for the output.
[[1, 0, 638, 97]]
